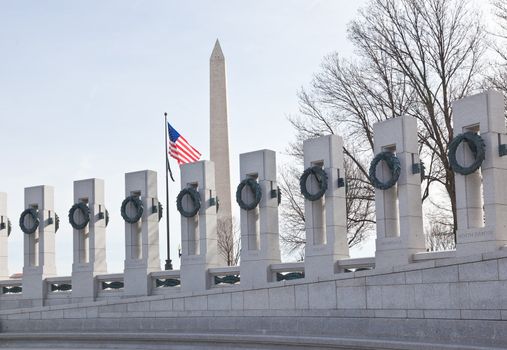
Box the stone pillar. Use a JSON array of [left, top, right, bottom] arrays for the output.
[[452, 90, 507, 256], [71, 179, 107, 302], [0, 193, 8, 280], [373, 116, 425, 269], [123, 170, 160, 297], [180, 161, 220, 292], [239, 150, 281, 288], [303, 135, 349, 280], [22, 185, 57, 306]]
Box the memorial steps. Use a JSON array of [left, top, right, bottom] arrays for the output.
[[2, 249, 507, 349], [0, 331, 503, 350]]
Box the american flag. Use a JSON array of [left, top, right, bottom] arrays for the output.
[[167, 122, 201, 165]]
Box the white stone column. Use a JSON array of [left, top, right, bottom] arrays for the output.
[[452, 90, 507, 256], [303, 135, 349, 280], [123, 170, 160, 297], [180, 161, 220, 292], [0, 193, 8, 280], [239, 150, 281, 288], [373, 116, 425, 269], [71, 178, 107, 302], [22, 185, 57, 306]]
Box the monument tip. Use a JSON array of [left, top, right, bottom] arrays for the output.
[[211, 39, 224, 60]]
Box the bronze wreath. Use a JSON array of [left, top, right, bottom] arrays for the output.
[[19, 208, 39, 234], [369, 152, 401, 190], [300, 166, 328, 201], [68, 202, 90, 230], [177, 188, 201, 218], [236, 178, 262, 210], [121, 196, 144, 224], [448, 132, 485, 175]]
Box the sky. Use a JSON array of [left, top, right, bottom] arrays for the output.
[[0, 0, 382, 275]]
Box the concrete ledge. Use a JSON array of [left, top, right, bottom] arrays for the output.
[[2, 317, 507, 349], [414, 251, 456, 261], [0, 330, 504, 350]]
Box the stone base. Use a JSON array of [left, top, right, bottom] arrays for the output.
[[456, 227, 507, 257], [180, 262, 210, 292], [123, 266, 151, 298], [240, 259, 278, 288], [305, 248, 348, 281], [71, 271, 98, 301], [375, 237, 424, 269], [3, 250, 507, 349]]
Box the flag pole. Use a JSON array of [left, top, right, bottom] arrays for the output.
[[164, 112, 173, 270]]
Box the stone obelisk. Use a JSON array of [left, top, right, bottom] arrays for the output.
[[210, 39, 232, 223]]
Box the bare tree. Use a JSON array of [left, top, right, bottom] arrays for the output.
[[486, 0, 507, 99], [492, 0, 507, 60], [425, 224, 456, 252], [217, 217, 240, 266], [344, 156, 376, 247], [279, 164, 306, 257], [286, 0, 485, 247], [278, 129, 308, 259], [425, 200, 456, 251]]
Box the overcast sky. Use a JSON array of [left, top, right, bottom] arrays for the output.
[[0, 0, 397, 275]]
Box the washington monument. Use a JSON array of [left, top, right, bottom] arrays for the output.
[[210, 39, 232, 222]]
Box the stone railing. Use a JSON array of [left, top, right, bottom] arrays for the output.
[[270, 262, 305, 282], [0, 257, 378, 309], [337, 257, 375, 272], [208, 266, 241, 287], [46, 276, 72, 293], [0, 278, 22, 296], [150, 270, 181, 294], [44, 276, 72, 306], [96, 273, 124, 299]]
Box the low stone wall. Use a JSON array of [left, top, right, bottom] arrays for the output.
[[2, 249, 507, 349]]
